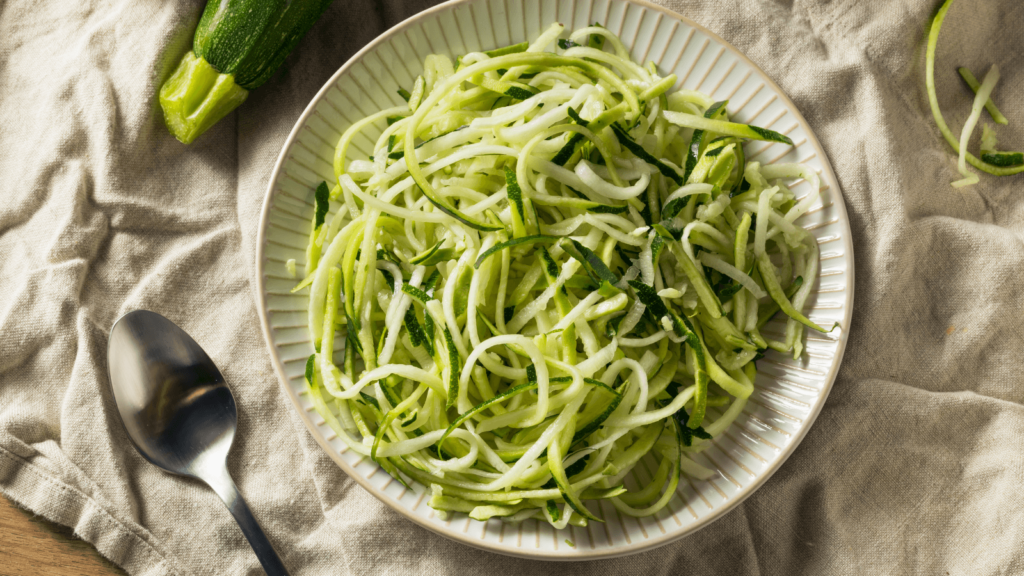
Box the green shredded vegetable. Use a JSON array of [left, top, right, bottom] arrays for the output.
[[298, 23, 835, 528], [957, 67, 1008, 126], [926, 0, 1024, 182]]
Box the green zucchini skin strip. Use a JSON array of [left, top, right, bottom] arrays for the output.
[[545, 500, 561, 523], [305, 354, 316, 386], [566, 107, 588, 127], [684, 100, 727, 183], [404, 306, 426, 348], [587, 203, 629, 214], [485, 41, 530, 58], [475, 235, 560, 269], [981, 152, 1024, 168], [926, 0, 1024, 176], [504, 167, 529, 238], [548, 420, 603, 522], [552, 133, 586, 166], [506, 86, 538, 100], [626, 280, 678, 336], [291, 181, 331, 293], [528, 194, 627, 214], [417, 248, 457, 267], [401, 283, 432, 303], [388, 128, 455, 161], [756, 276, 803, 328], [757, 253, 831, 333], [421, 185, 504, 232], [443, 327, 460, 409], [611, 124, 685, 186], [561, 239, 619, 286], [410, 239, 444, 265], [571, 381, 623, 445], [469, 74, 539, 100], [957, 67, 1008, 125], [371, 404, 398, 461], [661, 196, 691, 221], [404, 291, 435, 356], [424, 269, 441, 293], [684, 323, 710, 428], [664, 240, 723, 319], [314, 182, 330, 228], [671, 404, 711, 447], [664, 109, 794, 146], [551, 109, 589, 166]]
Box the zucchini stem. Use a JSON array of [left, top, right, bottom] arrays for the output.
[[159, 51, 248, 144]]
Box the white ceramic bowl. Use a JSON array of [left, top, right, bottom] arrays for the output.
[[255, 0, 854, 560]]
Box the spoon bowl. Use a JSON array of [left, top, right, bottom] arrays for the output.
[[107, 310, 289, 576], [107, 310, 235, 476]]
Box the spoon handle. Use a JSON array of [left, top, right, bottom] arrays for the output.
[[207, 467, 291, 576]]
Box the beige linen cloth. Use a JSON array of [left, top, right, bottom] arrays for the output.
[[1, 0, 1021, 574]]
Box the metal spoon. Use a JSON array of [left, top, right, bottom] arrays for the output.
[[106, 310, 290, 576]]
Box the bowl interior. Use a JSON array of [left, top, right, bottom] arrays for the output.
[[255, 0, 853, 559]]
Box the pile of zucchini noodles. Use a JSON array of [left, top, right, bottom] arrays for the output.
[[296, 23, 834, 528]]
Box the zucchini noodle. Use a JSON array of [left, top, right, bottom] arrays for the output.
[[295, 23, 834, 529], [926, 0, 1023, 184]]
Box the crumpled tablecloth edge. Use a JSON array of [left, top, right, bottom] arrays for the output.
[[0, 441, 180, 576]]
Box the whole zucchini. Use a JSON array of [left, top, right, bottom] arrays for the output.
[[160, 0, 335, 144]]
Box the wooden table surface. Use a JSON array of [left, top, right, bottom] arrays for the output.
[[0, 495, 125, 576]]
